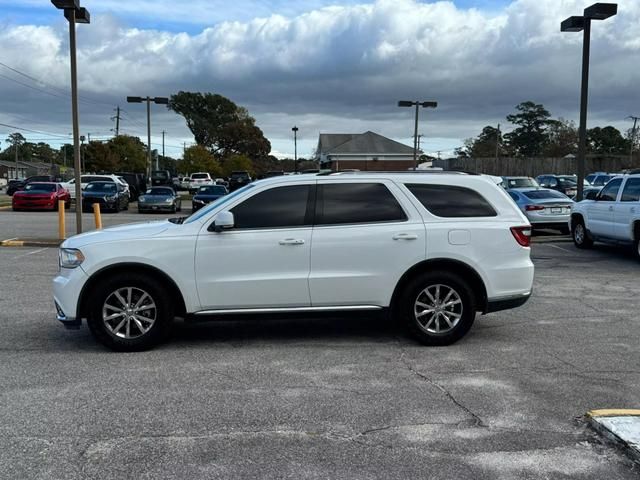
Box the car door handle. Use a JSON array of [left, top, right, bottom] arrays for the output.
[[279, 238, 305, 246], [392, 233, 418, 240]]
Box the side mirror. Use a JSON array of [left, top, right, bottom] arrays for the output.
[[210, 211, 234, 233], [585, 190, 599, 200]]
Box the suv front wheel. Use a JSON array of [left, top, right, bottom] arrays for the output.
[[87, 273, 173, 351], [398, 271, 476, 346], [572, 219, 593, 249]]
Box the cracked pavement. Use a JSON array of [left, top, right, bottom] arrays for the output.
[[0, 217, 639, 478]]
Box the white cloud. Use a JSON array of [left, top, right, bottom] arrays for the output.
[[0, 0, 639, 157]]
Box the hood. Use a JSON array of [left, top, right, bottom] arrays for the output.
[[83, 191, 116, 198], [193, 194, 223, 201], [62, 220, 172, 248]]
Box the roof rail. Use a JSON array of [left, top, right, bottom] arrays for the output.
[[318, 170, 471, 176]]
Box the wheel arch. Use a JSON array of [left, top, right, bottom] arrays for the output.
[[571, 212, 586, 228], [390, 258, 488, 314], [77, 262, 187, 319], [633, 220, 640, 241]]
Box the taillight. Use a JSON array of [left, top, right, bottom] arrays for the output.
[[510, 226, 531, 247], [525, 205, 544, 211]]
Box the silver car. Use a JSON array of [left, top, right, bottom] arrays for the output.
[[137, 187, 182, 214], [507, 187, 573, 233]]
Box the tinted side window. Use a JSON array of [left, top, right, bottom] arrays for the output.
[[316, 183, 406, 225], [598, 178, 622, 201], [508, 192, 519, 201], [231, 185, 311, 229], [406, 184, 497, 217], [621, 178, 640, 202]]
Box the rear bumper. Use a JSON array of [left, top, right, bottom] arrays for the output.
[[486, 291, 531, 313]]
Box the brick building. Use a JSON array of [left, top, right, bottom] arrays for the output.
[[316, 131, 418, 171]]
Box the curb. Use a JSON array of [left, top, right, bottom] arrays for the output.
[[0, 205, 11, 211], [1, 238, 62, 248], [587, 409, 640, 464]]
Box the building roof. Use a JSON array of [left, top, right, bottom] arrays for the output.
[[318, 131, 415, 155]]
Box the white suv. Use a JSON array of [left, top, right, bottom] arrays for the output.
[[188, 172, 213, 193], [571, 174, 640, 257], [53, 173, 534, 351]]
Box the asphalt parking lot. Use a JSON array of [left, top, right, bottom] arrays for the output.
[[0, 210, 639, 479]]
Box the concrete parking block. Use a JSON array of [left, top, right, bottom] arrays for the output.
[[588, 410, 640, 463], [1, 238, 62, 247]]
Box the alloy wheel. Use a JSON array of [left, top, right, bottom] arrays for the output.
[[102, 287, 157, 339], [413, 284, 463, 334], [574, 223, 585, 244]]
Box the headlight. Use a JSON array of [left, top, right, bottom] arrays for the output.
[[138, 196, 146, 202], [59, 248, 85, 269], [165, 198, 173, 203], [193, 199, 205, 204], [106, 195, 117, 201]]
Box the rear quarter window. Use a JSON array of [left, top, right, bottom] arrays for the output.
[[405, 184, 497, 218]]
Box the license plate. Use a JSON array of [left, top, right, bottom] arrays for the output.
[[551, 207, 562, 213], [152, 206, 158, 210]]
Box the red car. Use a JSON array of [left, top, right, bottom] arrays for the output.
[[12, 182, 71, 211]]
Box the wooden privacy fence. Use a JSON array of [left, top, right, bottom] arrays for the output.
[[434, 155, 640, 177]]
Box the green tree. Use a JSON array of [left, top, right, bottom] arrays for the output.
[[587, 126, 628, 154], [544, 118, 578, 157], [3, 132, 26, 161], [108, 135, 147, 172], [467, 126, 506, 157], [504, 101, 552, 156], [31, 142, 58, 164], [84, 141, 119, 172], [222, 154, 254, 177], [182, 145, 222, 177], [169, 92, 271, 159]]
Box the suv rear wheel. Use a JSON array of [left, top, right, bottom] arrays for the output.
[[87, 273, 173, 351], [572, 218, 593, 249], [398, 271, 476, 346]]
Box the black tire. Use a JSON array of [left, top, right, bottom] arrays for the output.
[[114, 201, 120, 213], [86, 273, 173, 351], [53, 201, 59, 212], [171, 205, 176, 214], [572, 218, 593, 249], [397, 271, 476, 346], [177, 202, 182, 212], [65, 201, 70, 210]]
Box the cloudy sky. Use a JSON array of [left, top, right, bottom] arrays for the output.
[[0, 0, 639, 160]]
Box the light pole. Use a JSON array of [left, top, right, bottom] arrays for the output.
[[398, 100, 437, 169], [292, 126, 299, 173], [51, 0, 90, 234], [126, 96, 169, 178], [561, 2, 617, 201]]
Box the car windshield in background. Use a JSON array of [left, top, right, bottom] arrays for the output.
[[152, 172, 169, 179], [25, 184, 55, 192], [198, 186, 226, 195], [85, 182, 116, 192], [506, 178, 538, 188], [146, 188, 174, 196], [231, 172, 249, 179], [184, 184, 254, 224], [523, 190, 568, 199], [192, 174, 209, 179], [557, 177, 577, 186]]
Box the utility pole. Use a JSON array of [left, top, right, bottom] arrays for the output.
[[417, 134, 423, 153], [126, 96, 169, 178], [398, 100, 438, 169], [495, 123, 501, 160], [162, 130, 165, 158], [111, 106, 121, 136], [14, 138, 19, 179], [629, 116, 639, 163]]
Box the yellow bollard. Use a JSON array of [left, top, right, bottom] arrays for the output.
[[93, 203, 102, 230], [58, 200, 66, 240]]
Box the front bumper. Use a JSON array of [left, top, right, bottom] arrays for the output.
[[13, 200, 56, 209], [139, 202, 174, 211], [53, 266, 89, 329]]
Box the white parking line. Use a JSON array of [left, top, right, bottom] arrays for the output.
[[547, 243, 574, 254], [13, 247, 47, 259]]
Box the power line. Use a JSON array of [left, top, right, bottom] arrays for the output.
[[0, 72, 70, 100], [0, 121, 72, 138]]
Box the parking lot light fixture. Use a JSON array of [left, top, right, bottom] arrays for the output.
[[561, 2, 617, 201], [126, 96, 170, 176], [51, 0, 90, 234], [398, 100, 438, 168]]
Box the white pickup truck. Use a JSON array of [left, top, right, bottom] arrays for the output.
[[571, 174, 640, 257]]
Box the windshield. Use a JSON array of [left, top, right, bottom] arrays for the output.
[[85, 182, 116, 193], [25, 183, 56, 192], [146, 188, 174, 196], [197, 186, 227, 195], [593, 175, 612, 186], [184, 184, 254, 224], [191, 173, 209, 180], [523, 190, 568, 200], [152, 171, 169, 179], [504, 177, 539, 188]]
